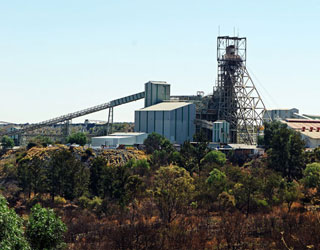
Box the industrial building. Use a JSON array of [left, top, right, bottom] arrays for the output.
[[281, 119, 320, 148], [135, 101, 196, 144], [263, 108, 299, 120], [91, 132, 148, 148]]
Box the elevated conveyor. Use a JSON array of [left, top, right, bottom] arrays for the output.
[[1, 91, 145, 136]]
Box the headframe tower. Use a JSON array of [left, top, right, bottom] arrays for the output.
[[212, 36, 267, 144]]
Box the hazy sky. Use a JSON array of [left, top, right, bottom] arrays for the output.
[[0, 0, 319, 123]]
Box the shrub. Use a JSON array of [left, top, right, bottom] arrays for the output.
[[26, 204, 67, 250]]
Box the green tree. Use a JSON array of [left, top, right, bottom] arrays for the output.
[[0, 195, 30, 250], [26, 204, 67, 250], [1, 135, 14, 150], [47, 149, 89, 201], [66, 132, 87, 146], [152, 165, 195, 224], [303, 162, 320, 191], [103, 165, 143, 207], [201, 150, 227, 167], [233, 173, 260, 217], [267, 121, 305, 181], [279, 180, 301, 212], [27, 136, 53, 149], [89, 156, 108, 197], [143, 132, 174, 154], [17, 157, 47, 198], [263, 121, 284, 150]]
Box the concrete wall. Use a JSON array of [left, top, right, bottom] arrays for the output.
[[135, 103, 196, 144]]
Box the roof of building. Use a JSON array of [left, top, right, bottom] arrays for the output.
[[92, 132, 147, 139], [139, 102, 192, 111], [300, 131, 320, 140], [225, 144, 259, 150], [92, 136, 133, 139], [146, 81, 169, 85], [266, 108, 299, 111], [281, 119, 320, 140], [303, 114, 320, 120], [111, 132, 147, 136]]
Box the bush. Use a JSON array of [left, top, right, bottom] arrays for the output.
[[66, 132, 87, 146], [201, 150, 226, 167], [0, 195, 30, 250], [26, 204, 67, 250], [54, 196, 67, 206]]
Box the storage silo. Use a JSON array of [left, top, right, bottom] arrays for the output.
[[144, 81, 170, 108]]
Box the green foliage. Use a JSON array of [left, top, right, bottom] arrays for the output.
[[279, 180, 301, 212], [0, 195, 30, 250], [218, 191, 236, 210], [103, 165, 143, 207], [54, 196, 67, 205], [144, 132, 170, 154], [152, 165, 195, 223], [303, 162, 320, 190], [47, 149, 90, 200], [66, 132, 87, 146], [144, 132, 176, 168], [207, 168, 227, 187], [27, 136, 53, 149], [89, 156, 108, 197], [201, 150, 226, 167], [1, 135, 14, 150], [17, 156, 47, 198], [26, 204, 67, 250], [232, 174, 261, 216], [266, 121, 305, 180], [129, 158, 150, 176]]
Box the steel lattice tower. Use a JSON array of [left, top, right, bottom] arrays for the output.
[[213, 36, 268, 145]]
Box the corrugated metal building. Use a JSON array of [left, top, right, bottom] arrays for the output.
[[281, 119, 320, 148], [212, 120, 230, 144], [263, 108, 299, 121], [135, 102, 196, 144], [91, 132, 148, 148], [144, 81, 170, 108]]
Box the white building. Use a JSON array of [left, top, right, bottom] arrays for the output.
[[91, 132, 148, 148]]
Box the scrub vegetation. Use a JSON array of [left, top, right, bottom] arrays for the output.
[[1, 121, 320, 249]]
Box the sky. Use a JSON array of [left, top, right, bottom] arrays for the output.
[[0, 0, 319, 123]]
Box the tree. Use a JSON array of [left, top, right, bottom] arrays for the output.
[[266, 121, 305, 181], [143, 132, 174, 154], [152, 165, 195, 224], [279, 180, 301, 212], [26, 204, 67, 250], [206, 168, 228, 203], [263, 121, 284, 150], [0, 195, 30, 250], [66, 132, 87, 146], [17, 157, 47, 198], [303, 162, 320, 191], [103, 165, 143, 207], [27, 136, 53, 149], [89, 156, 108, 197], [1, 135, 14, 150], [233, 173, 260, 217], [47, 149, 89, 201], [201, 150, 227, 167]]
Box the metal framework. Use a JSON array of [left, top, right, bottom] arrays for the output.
[[0, 91, 145, 137], [106, 107, 114, 135], [214, 36, 267, 144]]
